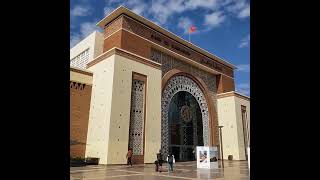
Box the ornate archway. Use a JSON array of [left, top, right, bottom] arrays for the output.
[[161, 75, 210, 157]]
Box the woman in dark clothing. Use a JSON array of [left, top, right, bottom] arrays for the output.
[[156, 150, 163, 172]]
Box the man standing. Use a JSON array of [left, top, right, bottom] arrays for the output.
[[126, 148, 133, 166], [192, 147, 196, 160]]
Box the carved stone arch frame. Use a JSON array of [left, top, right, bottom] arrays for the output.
[[161, 69, 217, 157]]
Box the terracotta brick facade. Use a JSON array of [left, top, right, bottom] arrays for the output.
[[102, 15, 234, 78], [121, 15, 234, 77], [103, 30, 122, 52], [121, 30, 151, 59], [104, 16, 123, 38], [70, 81, 92, 158]]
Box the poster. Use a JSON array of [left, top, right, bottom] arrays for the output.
[[197, 146, 209, 169], [197, 146, 218, 169], [209, 146, 218, 169]]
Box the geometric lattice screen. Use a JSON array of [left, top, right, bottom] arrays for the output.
[[128, 79, 145, 155], [70, 49, 89, 69]]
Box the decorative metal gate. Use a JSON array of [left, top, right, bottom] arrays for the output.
[[161, 76, 210, 159]]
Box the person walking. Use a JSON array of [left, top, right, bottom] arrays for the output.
[[167, 153, 175, 172], [126, 148, 133, 167], [192, 147, 196, 161]]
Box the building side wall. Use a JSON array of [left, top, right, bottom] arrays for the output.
[[105, 54, 162, 164], [70, 71, 93, 158], [234, 96, 250, 160], [70, 71, 93, 84], [70, 31, 104, 69], [217, 96, 241, 160], [85, 56, 116, 164], [93, 31, 104, 60], [70, 32, 95, 61], [103, 30, 122, 52]]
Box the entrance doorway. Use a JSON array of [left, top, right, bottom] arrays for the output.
[[168, 91, 204, 162]]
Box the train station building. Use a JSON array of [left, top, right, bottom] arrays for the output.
[[70, 6, 250, 165]]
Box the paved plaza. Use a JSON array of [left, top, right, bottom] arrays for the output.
[[70, 160, 249, 180]]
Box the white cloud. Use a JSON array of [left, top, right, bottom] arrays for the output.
[[185, 0, 220, 10], [106, 0, 125, 8], [236, 64, 250, 72], [125, 0, 147, 16], [104, 7, 114, 16], [70, 21, 101, 48], [80, 22, 100, 36], [236, 83, 250, 96], [226, 0, 250, 19], [204, 11, 225, 29], [226, 0, 246, 11], [107, 0, 123, 4], [102, 0, 249, 32], [131, 4, 147, 15], [238, 5, 250, 18], [148, 0, 221, 25], [70, 5, 91, 17], [104, 0, 147, 18], [149, 0, 175, 25], [127, 0, 144, 6], [239, 41, 248, 48], [239, 34, 250, 48], [178, 17, 193, 34]]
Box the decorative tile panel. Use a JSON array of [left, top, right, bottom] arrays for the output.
[[128, 79, 145, 155]]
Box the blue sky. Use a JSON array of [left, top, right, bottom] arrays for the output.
[[70, 0, 250, 96]]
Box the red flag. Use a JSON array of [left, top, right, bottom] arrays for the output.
[[189, 25, 196, 33]]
